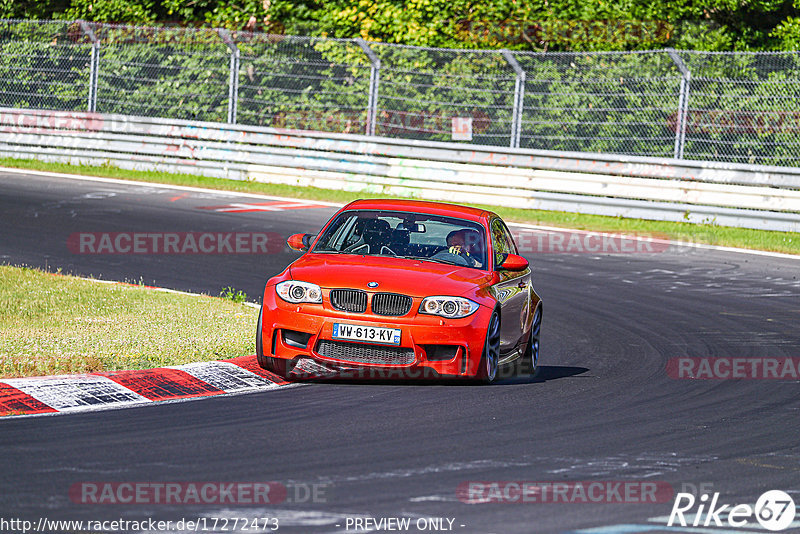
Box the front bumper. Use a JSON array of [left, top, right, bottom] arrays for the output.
[[260, 287, 492, 378]]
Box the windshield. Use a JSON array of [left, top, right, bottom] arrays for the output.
[[313, 209, 488, 269]]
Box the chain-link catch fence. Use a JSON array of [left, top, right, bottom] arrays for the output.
[[2, 19, 799, 167]]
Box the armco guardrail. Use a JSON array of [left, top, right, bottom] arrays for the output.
[[1, 107, 799, 233]]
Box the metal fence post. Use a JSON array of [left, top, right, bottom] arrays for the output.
[[356, 38, 380, 136], [667, 48, 691, 160], [501, 49, 525, 149], [219, 29, 240, 125], [78, 20, 99, 113]]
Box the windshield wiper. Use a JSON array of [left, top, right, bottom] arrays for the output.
[[400, 255, 458, 265]]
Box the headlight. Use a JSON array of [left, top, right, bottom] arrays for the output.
[[276, 281, 322, 304], [419, 296, 479, 318]]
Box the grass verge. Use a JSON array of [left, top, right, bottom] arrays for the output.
[[1, 156, 798, 255], [0, 265, 257, 378]]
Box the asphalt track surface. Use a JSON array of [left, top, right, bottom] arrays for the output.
[[1, 170, 799, 534]]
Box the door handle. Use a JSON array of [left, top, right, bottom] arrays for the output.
[[517, 281, 527, 288]]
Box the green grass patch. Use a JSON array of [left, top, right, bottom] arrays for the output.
[[0, 265, 257, 378], [2, 156, 798, 255]]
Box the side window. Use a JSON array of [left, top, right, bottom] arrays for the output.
[[491, 219, 517, 269]]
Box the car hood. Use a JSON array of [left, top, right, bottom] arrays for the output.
[[288, 254, 495, 298]]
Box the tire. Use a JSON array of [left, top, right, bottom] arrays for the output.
[[256, 306, 265, 365], [478, 310, 501, 384], [518, 304, 542, 376], [255, 306, 289, 378]]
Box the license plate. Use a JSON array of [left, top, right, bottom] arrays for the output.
[[332, 323, 401, 345]]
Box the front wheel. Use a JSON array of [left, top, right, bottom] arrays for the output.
[[478, 311, 501, 384], [255, 306, 289, 378]]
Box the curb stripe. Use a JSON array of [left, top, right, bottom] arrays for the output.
[[0, 282, 290, 417], [173, 361, 281, 393], [0, 383, 58, 415], [97, 368, 225, 400], [223, 355, 291, 385], [0, 375, 150, 411], [0, 356, 289, 417]]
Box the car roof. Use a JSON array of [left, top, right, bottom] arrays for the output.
[[341, 199, 495, 223]]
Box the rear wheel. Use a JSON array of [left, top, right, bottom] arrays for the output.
[[519, 305, 542, 376], [256, 306, 289, 378], [478, 311, 501, 384]]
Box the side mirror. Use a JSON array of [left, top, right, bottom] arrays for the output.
[[500, 253, 529, 271], [287, 233, 314, 252]]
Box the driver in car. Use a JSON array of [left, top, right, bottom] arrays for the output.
[[446, 229, 484, 268]]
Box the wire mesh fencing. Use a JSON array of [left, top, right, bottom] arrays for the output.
[[370, 43, 518, 146], [2, 19, 800, 167], [0, 20, 93, 112], [677, 51, 800, 165], [89, 23, 232, 121], [233, 33, 371, 133], [514, 50, 684, 158]]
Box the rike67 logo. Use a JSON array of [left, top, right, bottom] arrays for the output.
[[668, 490, 796, 531]]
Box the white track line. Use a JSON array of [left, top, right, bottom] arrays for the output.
[[75, 276, 261, 307], [0, 166, 342, 206], [2, 165, 797, 261]]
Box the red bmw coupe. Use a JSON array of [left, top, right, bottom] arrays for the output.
[[256, 199, 542, 383]]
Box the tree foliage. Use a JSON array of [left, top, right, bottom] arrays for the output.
[[1, 0, 798, 51]]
